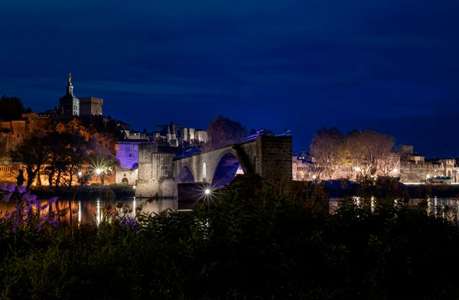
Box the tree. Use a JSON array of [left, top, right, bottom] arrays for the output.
[[204, 116, 247, 151], [0, 97, 29, 120], [88, 153, 118, 185], [10, 135, 49, 188], [346, 130, 395, 178], [309, 129, 397, 181], [309, 128, 345, 180], [44, 132, 88, 187]]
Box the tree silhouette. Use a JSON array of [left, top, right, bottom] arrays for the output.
[[204, 116, 247, 151], [11, 135, 49, 188], [0, 97, 29, 120]]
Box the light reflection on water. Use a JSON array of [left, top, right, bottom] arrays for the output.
[[83, 197, 179, 226], [330, 197, 459, 224], [0, 197, 180, 226], [3, 197, 459, 226]]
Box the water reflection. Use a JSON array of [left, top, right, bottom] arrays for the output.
[[0, 197, 180, 226], [330, 197, 459, 225], [3, 196, 459, 226], [85, 197, 178, 226]]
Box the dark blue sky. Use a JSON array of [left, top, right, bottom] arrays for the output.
[[1, 0, 458, 157]]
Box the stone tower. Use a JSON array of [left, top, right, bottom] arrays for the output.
[[136, 143, 177, 198], [59, 73, 80, 116]]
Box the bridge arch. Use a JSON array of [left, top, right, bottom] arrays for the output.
[[177, 165, 195, 183], [210, 150, 244, 188]]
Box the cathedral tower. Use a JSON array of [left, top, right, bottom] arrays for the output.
[[59, 73, 80, 116]]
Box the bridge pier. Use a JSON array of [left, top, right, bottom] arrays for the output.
[[135, 144, 177, 198]]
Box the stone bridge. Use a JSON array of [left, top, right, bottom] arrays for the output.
[[135, 134, 292, 198]]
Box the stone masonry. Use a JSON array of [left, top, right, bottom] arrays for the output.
[[136, 134, 293, 198]]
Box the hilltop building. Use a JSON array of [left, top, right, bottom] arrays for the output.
[[58, 73, 104, 117], [80, 97, 103, 116], [154, 123, 208, 148], [0, 113, 51, 182], [0, 113, 50, 158], [121, 129, 149, 141], [59, 73, 80, 117]]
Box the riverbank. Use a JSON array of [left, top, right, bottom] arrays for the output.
[[5, 179, 459, 202], [323, 178, 459, 198], [30, 184, 135, 200]]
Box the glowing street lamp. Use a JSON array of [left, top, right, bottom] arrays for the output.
[[204, 188, 212, 196], [95, 168, 103, 176]]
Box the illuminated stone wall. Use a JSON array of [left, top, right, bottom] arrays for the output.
[[79, 97, 104, 116], [292, 157, 313, 181], [0, 163, 21, 183], [0, 113, 51, 158], [116, 142, 139, 170], [115, 168, 138, 185], [400, 159, 459, 184], [136, 144, 177, 198]]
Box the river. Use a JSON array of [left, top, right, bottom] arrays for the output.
[[2, 196, 459, 226]]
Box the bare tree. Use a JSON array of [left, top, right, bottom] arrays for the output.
[[309, 129, 397, 181], [309, 128, 345, 180], [377, 152, 400, 177], [346, 130, 395, 178]]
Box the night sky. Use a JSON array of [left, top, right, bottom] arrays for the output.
[[1, 0, 458, 157]]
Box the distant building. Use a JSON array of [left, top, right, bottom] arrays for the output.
[[154, 122, 208, 148], [79, 97, 103, 116], [59, 73, 80, 117], [114, 123, 207, 186], [399, 145, 459, 184], [0, 113, 50, 158], [166, 123, 178, 147], [0, 113, 51, 183], [115, 141, 142, 186], [180, 127, 208, 144], [292, 155, 313, 181], [195, 129, 208, 144], [114, 129, 150, 186], [58, 73, 104, 117], [121, 130, 149, 141]]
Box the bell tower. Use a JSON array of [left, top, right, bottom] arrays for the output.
[[59, 73, 80, 116], [66, 73, 74, 97]]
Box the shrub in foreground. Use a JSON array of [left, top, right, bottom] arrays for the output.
[[1, 177, 459, 299]]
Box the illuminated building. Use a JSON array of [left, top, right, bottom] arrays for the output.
[[59, 73, 80, 116], [79, 97, 104, 116], [58, 73, 104, 117]]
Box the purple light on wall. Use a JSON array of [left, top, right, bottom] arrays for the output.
[[116, 143, 139, 170]]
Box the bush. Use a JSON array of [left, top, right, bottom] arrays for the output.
[[2, 176, 459, 299]]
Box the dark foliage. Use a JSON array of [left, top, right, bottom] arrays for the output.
[[203, 116, 247, 151], [0, 97, 30, 121], [1, 176, 459, 299], [31, 184, 134, 200]]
